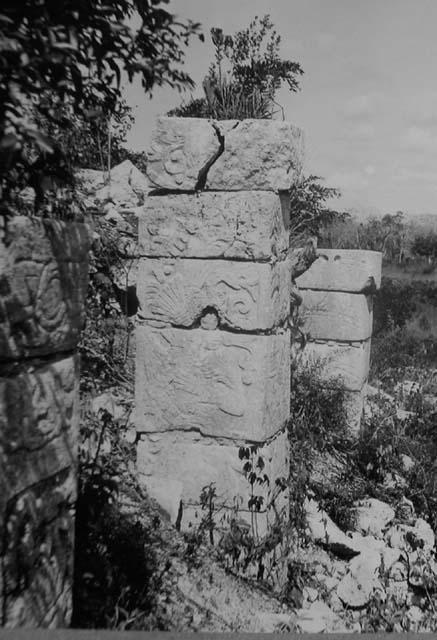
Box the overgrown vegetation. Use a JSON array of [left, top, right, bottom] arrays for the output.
[[169, 15, 302, 120]]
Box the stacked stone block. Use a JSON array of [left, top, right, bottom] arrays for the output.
[[136, 117, 304, 531], [0, 216, 89, 627], [296, 249, 382, 433]]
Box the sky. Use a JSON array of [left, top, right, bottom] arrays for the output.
[[124, 0, 437, 216]]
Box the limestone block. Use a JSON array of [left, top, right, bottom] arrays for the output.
[[300, 339, 370, 391], [0, 355, 79, 510], [145, 116, 304, 192], [146, 117, 221, 190], [207, 119, 304, 191], [137, 258, 290, 331], [1, 468, 75, 628], [300, 290, 373, 341], [136, 326, 290, 441], [138, 191, 290, 260], [296, 249, 382, 292], [137, 428, 289, 531], [0, 217, 90, 360]]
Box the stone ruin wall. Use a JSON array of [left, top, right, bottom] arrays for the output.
[[296, 249, 382, 432], [0, 217, 89, 627], [135, 116, 304, 531]]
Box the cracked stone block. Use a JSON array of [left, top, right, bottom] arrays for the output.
[[136, 325, 290, 441], [137, 427, 289, 534], [0, 355, 79, 513], [0, 217, 90, 360], [296, 249, 382, 292], [145, 116, 304, 192], [137, 258, 290, 331], [207, 118, 304, 191], [138, 191, 290, 260], [1, 467, 75, 628], [146, 117, 221, 190], [300, 290, 373, 341], [300, 339, 370, 392]]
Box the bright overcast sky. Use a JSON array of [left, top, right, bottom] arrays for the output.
[[124, 0, 437, 216]]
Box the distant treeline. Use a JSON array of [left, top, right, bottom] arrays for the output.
[[320, 211, 437, 264]]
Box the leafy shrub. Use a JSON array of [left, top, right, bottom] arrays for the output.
[[169, 15, 302, 120]]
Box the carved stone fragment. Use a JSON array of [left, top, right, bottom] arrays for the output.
[[146, 117, 221, 190], [138, 191, 290, 260], [0, 355, 79, 515], [0, 217, 90, 360], [300, 290, 373, 341], [135, 326, 290, 441], [137, 258, 290, 331], [1, 468, 76, 627], [296, 249, 382, 292], [207, 119, 304, 191]]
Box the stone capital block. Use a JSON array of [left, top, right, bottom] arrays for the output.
[[138, 191, 290, 260], [137, 428, 289, 532], [0, 355, 79, 510], [301, 339, 370, 392], [300, 290, 373, 341], [135, 326, 290, 442], [296, 249, 382, 292], [137, 258, 290, 331], [146, 116, 304, 191], [0, 217, 90, 360]]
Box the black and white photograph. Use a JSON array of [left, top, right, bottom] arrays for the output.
[[1, 0, 437, 634]]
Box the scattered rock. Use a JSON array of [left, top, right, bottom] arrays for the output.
[[293, 600, 338, 633], [351, 497, 395, 538], [386, 519, 435, 553], [336, 552, 382, 608], [304, 498, 361, 558]]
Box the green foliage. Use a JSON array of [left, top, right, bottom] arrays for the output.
[[289, 174, 349, 246], [373, 277, 417, 335], [412, 232, 437, 260], [0, 0, 200, 204], [169, 15, 302, 120]]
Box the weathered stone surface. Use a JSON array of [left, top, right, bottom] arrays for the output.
[[296, 249, 382, 292], [300, 339, 370, 391], [336, 552, 381, 608], [207, 119, 304, 191], [137, 258, 290, 331], [0, 355, 79, 512], [1, 468, 75, 628], [145, 117, 304, 191], [0, 217, 90, 360], [351, 498, 395, 538], [146, 117, 221, 190], [300, 290, 373, 341], [137, 427, 289, 531], [136, 326, 290, 441], [138, 191, 290, 260]]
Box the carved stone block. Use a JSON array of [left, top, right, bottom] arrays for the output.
[[146, 117, 221, 190], [0, 355, 79, 510], [137, 427, 289, 533], [136, 326, 290, 441], [296, 249, 382, 292], [1, 468, 75, 628], [137, 258, 290, 331], [207, 118, 304, 191], [145, 117, 304, 191], [300, 339, 370, 392], [138, 191, 290, 260], [0, 217, 90, 360], [300, 290, 373, 341]]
